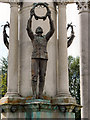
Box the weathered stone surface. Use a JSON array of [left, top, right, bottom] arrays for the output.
[[56, 3, 70, 97], [77, 2, 89, 118], [0, 97, 82, 119], [7, 2, 18, 96]]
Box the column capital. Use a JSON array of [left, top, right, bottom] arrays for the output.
[[6, 0, 19, 97], [10, 2, 18, 7], [54, 0, 67, 6], [9, 0, 18, 2], [9, 0, 20, 6], [76, 1, 90, 13]]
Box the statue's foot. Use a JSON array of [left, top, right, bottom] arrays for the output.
[[32, 94, 37, 99], [38, 94, 43, 99]]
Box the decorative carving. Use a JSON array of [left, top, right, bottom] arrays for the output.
[[76, 2, 90, 12], [10, 105, 18, 113], [1, 103, 81, 113], [73, 106, 81, 113], [53, 0, 68, 5], [88, 1, 90, 9], [66, 105, 75, 112], [59, 106, 66, 112]]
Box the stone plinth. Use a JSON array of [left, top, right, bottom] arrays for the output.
[[0, 97, 82, 119]]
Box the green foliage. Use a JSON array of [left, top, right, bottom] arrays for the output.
[[0, 73, 7, 97], [0, 57, 8, 74], [0, 57, 8, 97], [68, 56, 80, 104], [68, 56, 81, 119]]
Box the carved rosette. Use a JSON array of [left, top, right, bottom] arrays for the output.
[[1, 105, 26, 113], [76, 1, 90, 13]]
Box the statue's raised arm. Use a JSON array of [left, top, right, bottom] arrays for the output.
[[26, 9, 34, 41], [46, 10, 54, 41]]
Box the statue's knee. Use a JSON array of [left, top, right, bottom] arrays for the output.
[[39, 75, 45, 82], [32, 75, 38, 82]]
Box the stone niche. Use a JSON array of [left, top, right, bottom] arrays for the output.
[[18, 2, 57, 97]]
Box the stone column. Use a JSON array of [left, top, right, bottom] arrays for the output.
[[6, 2, 19, 96], [18, 2, 34, 97], [56, 2, 70, 97], [76, 2, 89, 118], [88, 2, 90, 120]]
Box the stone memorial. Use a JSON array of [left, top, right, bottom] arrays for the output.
[[0, 1, 82, 119]]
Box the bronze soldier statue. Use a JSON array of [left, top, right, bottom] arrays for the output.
[[26, 4, 54, 99]]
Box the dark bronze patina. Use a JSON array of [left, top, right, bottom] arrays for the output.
[[31, 3, 49, 20], [2, 22, 10, 49], [67, 23, 75, 48], [27, 3, 54, 99]]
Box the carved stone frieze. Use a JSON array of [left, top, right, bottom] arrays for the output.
[[1, 103, 82, 113], [76, 1, 90, 12], [59, 106, 66, 112], [10, 105, 18, 113], [0, 97, 82, 113], [1, 105, 26, 113], [66, 105, 75, 112]]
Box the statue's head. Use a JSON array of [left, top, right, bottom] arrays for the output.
[[35, 26, 43, 35]]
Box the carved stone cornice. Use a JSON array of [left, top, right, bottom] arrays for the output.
[[53, 0, 68, 5], [0, 96, 82, 113], [76, 1, 90, 13]]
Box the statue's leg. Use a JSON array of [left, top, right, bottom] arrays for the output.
[[31, 59, 39, 98], [38, 59, 47, 99]]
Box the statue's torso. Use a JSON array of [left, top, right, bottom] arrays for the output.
[[32, 35, 48, 59]]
